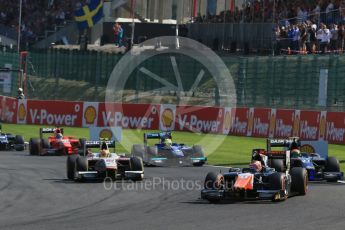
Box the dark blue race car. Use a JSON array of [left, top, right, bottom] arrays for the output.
[[0, 124, 25, 151], [265, 137, 343, 182], [131, 132, 207, 166], [291, 151, 343, 182]]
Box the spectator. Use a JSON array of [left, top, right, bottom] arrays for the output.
[[318, 23, 331, 53], [113, 22, 124, 47], [330, 23, 339, 51], [338, 24, 345, 52]]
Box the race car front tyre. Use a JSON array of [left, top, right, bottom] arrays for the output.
[[130, 157, 144, 181], [326, 156, 340, 172], [14, 135, 25, 151], [204, 172, 224, 203], [79, 138, 86, 155], [291, 167, 308, 195], [268, 172, 286, 201], [76, 156, 88, 171], [29, 138, 41, 155], [67, 155, 79, 180], [270, 159, 284, 172], [204, 172, 224, 190]]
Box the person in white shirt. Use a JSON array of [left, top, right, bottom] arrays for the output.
[[318, 23, 331, 53]]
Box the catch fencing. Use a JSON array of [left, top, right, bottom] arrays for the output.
[[1, 50, 345, 111]]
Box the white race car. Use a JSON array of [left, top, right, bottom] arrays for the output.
[[67, 140, 144, 181]]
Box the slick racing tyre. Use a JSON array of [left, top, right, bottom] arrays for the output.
[[67, 155, 79, 180], [76, 156, 88, 171], [14, 135, 25, 151], [269, 172, 287, 201], [270, 159, 284, 172], [291, 167, 308, 195], [29, 138, 41, 155], [326, 156, 340, 172], [204, 172, 224, 203]]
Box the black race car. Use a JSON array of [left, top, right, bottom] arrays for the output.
[[201, 139, 308, 202]]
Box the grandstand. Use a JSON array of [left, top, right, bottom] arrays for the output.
[[1, 0, 345, 111]]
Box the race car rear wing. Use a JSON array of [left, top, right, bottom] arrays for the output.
[[84, 140, 115, 148], [144, 132, 172, 145], [39, 127, 64, 139], [266, 138, 300, 151], [82, 140, 116, 156]]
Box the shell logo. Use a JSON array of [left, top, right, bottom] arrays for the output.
[[161, 108, 174, 128], [18, 103, 26, 121], [84, 106, 97, 124], [223, 111, 232, 131], [300, 144, 315, 154], [99, 129, 113, 139]]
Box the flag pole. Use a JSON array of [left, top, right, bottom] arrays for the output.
[[130, 0, 135, 48], [17, 0, 22, 52]]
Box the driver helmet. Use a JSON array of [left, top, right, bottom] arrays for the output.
[[163, 138, 172, 148], [252, 150, 262, 162], [55, 128, 63, 139], [249, 160, 262, 172], [100, 141, 110, 157], [291, 149, 301, 158], [101, 141, 108, 150]]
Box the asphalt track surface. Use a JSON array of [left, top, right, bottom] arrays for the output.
[[1, 151, 345, 230]]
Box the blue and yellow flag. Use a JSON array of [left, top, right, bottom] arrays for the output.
[[75, 0, 103, 30]]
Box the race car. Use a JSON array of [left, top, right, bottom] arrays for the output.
[[0, 124, 25, 151], [67, 140, 144, 181], [131, 132, 207, 166], [265, 137, 343, 182], [29, 127, 83, 155], [201, 139, 308, 203]]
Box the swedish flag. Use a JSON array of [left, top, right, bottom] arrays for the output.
[[75, 0, 103, 30]]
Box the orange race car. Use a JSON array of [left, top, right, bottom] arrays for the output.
[[29, 127, 84, 156]]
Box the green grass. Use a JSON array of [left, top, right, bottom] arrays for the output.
[[2, 123, 345, 172]]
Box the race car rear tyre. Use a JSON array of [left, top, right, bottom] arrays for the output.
[[41, 139, 50, 149], [29, 138, 41, 155], [14, 135, 25, 151], [76, 156, 88, 171], [326, 157, 340, 172], [146, 146, 158, 157], [270, 159, 284, 172], [131, 144, 145, 160], [67, 155, 79, 180], [291, 167, 308, 195], [192, 145, 205, 157], [193, 162, 205, 167]]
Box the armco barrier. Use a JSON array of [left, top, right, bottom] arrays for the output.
[[1, 95, 345, 144]]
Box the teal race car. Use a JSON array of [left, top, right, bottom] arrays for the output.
[[131, 132, 207, 167]]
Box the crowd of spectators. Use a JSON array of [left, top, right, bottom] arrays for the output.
[[0, 0, 89, 45], [194, 0, 345, 54], [195, 0, 345, 24]]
